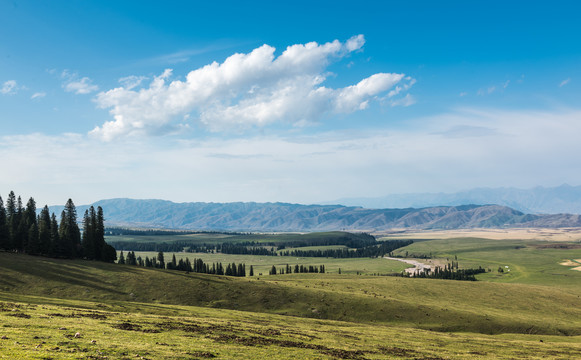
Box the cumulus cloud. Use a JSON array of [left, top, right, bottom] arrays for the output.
[[1, 80, 18, 95], [92, 35, 412, 140], [62, 71, 99, 94]]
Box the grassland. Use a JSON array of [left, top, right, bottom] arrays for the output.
[[129, 250, 410, 276], [2, 229, 581, 358], [2, 295, 581, 360]]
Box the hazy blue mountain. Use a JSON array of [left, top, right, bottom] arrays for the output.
[[47, 199, 581, 231], [326, 184, 581, 214]]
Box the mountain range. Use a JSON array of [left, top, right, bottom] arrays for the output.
[[325, 184, 581, 214], [52, 198, 581, 232]]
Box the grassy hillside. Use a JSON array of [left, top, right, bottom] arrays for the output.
[[3, 295, 581, 360], [1, 252, 581, 336]]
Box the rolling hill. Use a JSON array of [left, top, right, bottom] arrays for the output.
[[50, 199, 581, 231]]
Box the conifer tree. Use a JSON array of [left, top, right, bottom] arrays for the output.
[[157, 251, 165, 269], [81, 209, 95, 259], [26, 222, 40, 255], [49, 213, 59, 256], [38, 206, 52, 255], [58, 199, 81, 258], [5, 192, 17, 249], [249, 265, 254, 276], [0, 197, 8, 250], [13, 196, 26, 251], [118, 250, 125, 264], [237, 263, 245, 277]]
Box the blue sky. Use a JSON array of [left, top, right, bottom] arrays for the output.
[[1, 0, 580, 206]]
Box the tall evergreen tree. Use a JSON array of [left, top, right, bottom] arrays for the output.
[[118, 250, 125, 264], [38, 206, 52, 255], [13, 196, 26, 251], [58, 199, 81, 258], [157, 251, 165, 269], [95, 206, 105, 260], [26, 222, 40, 255], [249, 265, 254, 276], [81, 209, 95, 259], [0, 196, 8, 250], [5, 191, 17, 249], [49, 213, 60, 256]]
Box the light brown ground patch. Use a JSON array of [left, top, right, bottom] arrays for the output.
[[376, 228, 581, 242], [559, 259, 581, 270]]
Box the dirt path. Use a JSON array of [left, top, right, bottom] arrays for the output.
[[384, 257, 431, 275]]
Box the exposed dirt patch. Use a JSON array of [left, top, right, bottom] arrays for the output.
[[186, 350, 217, 358], [112, 321, 159, 333], [378, 346, 418, 356], [210, 334, 367, 359], [49, 312, 108, 320], [559, 259, 581, 271], [537, 243, 581, 249], [7, 312, 31, 319]]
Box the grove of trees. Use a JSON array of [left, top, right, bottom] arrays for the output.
[[0, 191, 116, 262]]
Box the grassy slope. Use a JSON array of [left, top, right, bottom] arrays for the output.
[[1, 253, 581, 336], [2, 296, 581, 360]]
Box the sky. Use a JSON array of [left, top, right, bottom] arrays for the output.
[[1, 0, 580, 206]]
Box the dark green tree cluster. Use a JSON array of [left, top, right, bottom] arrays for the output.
[[281, 240, 413, 259], [410, 263, 485, 281], [120, 251, 247, 277], [269, 264, 325, 275], [0, 191, 115, 262]]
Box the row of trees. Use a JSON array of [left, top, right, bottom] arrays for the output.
[[280, 240, 414, 258], [269, 264, 326, 275], [0, 191, 116, 262], [118, 250, 247, 277]]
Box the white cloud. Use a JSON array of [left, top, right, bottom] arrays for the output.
[[3, 108, 581, 205], [118, 75, 147, 90], [61, 71, 99, 94], [92, 35, 412, 141], [503, 80, 510, 88], [560, 78, 571, 87], [388, 93, 416, 107], [31, 92, 46, 99], [1, 80, 18, 95]]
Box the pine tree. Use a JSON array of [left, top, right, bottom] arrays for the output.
[[13, 196, 26, 251], [95, 207, 105, 260], [157, 251, 165, 269], [249, 265, 254, 276], [38, 206, 52, 255], [58, 199, 81, 258], [81, 209, 95, 259], [270, 265, 277, 275], [0, 196, 8, 250], [5, 192, 17, 250], [49, 213, 60, 256], [26, 222, 40, 255], [118, 251, 125, 264]]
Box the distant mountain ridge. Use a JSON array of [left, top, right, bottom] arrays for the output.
[[326, 184, 581, 214], [51, 199, 581, 231]]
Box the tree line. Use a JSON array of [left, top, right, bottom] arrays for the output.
[[0, 191, 116, 262], [269, 264, 326, 275], [118, 250, 247, 277], [280, 240, 414, 258]]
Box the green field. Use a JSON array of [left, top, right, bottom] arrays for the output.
[[390, 237, 581, 287], [128, 250, 410, 275], [2, 232, 581, 358]]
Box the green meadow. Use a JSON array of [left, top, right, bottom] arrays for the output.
[[2, 232, 581, 358]]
